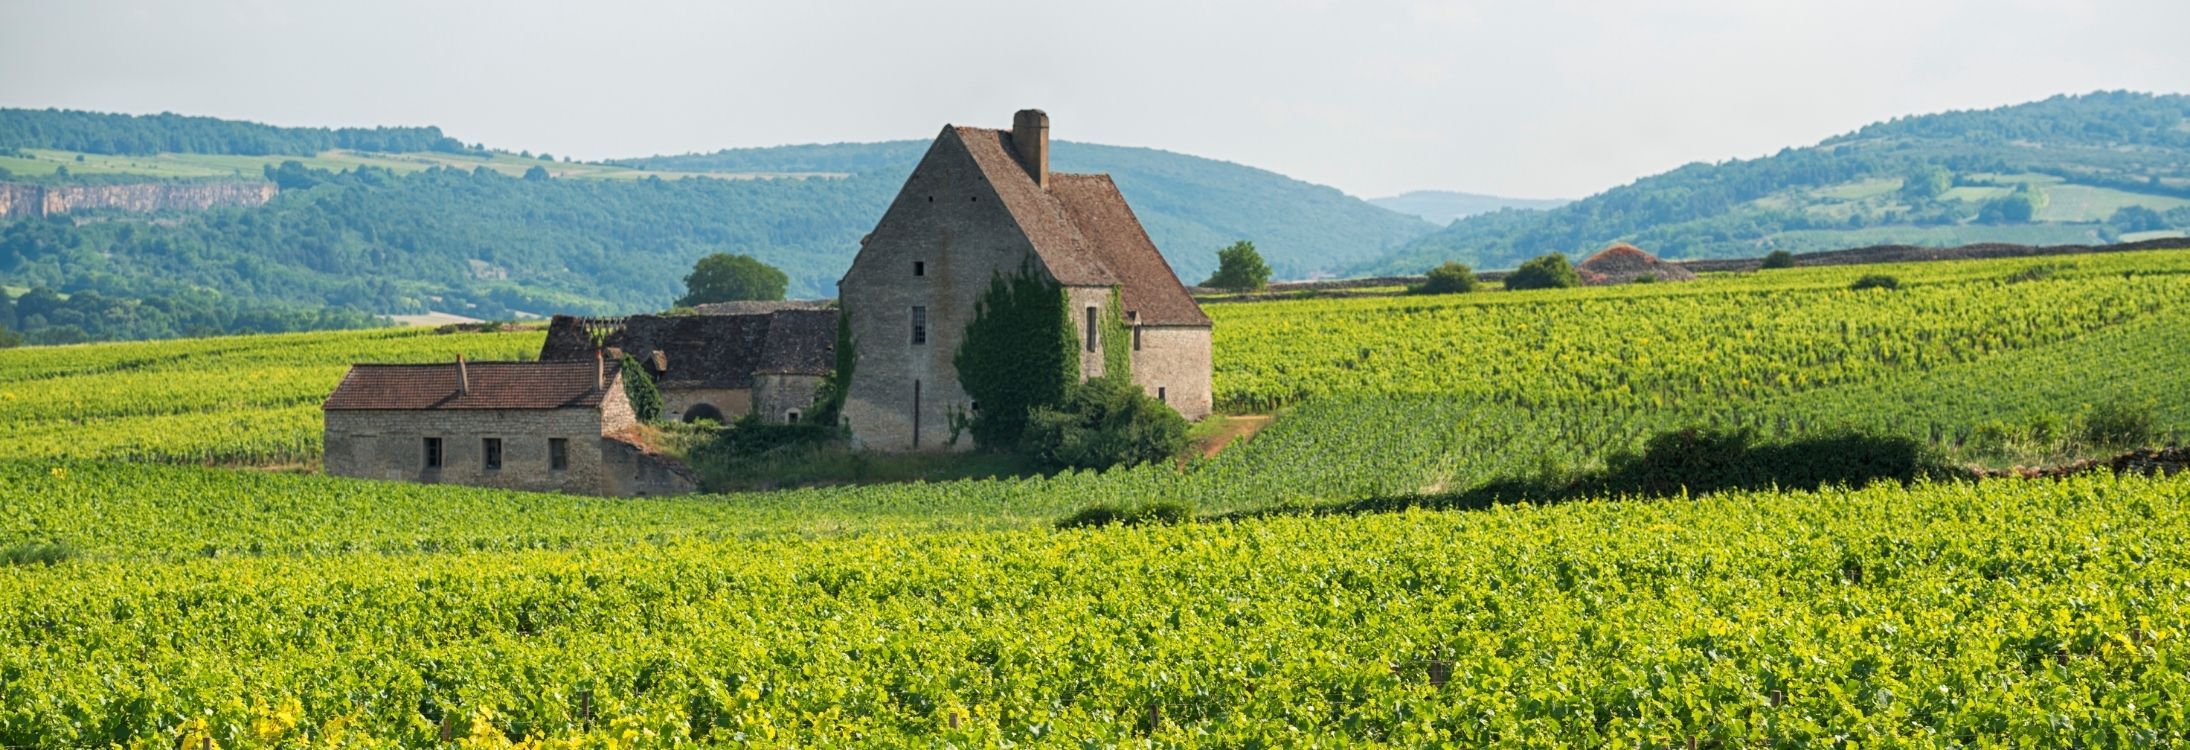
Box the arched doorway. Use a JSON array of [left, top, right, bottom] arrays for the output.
[[682, 403, 725, 424]]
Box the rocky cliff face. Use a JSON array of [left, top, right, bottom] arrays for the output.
[[0, 181, 277, 219]]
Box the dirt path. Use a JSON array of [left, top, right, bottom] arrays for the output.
[[1196, 415, 1273, 459]]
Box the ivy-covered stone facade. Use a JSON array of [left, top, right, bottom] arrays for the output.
[[837, 110, 1213, 452]]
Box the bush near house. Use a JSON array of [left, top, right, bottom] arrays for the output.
[[1410, 261, 1479, 295], [1023, 376, 1189, 471], [1504, 252, 1580, 290]]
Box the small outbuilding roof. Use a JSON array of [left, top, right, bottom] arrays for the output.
[[323, 360, 611, 411], [540, 309, 837, 388]]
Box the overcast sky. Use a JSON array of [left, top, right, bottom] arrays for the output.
[[4, 0, 2187, 199]]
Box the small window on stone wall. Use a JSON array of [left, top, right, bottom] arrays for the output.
[[1158, 387, 1167, 403], [786, 409, 802, 424], [548, 438, 568, 471], [483, 438, 502, 471], [1085, 306, 1098, 352], [911, 306, 928, 345], [423, 437, 443, 469], [914, 260, 926, 277]]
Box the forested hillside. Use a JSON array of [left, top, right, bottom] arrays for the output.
[[0, 109, 1431, 344], [1364, 91, 2190, 274]]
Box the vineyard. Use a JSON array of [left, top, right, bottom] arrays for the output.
[[2, 249, 2189, 745]]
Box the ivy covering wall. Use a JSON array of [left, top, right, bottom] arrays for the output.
[[1100, 288, 1132, 382], [954, 262, 1078, 448], [809, 311, 854, 426]]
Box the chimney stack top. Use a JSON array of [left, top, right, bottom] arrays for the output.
[[1011, 109, 1050, 190]]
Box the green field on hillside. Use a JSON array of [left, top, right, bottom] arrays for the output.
[[0, 147, 828, 182], [3, 249, 2189, 745]]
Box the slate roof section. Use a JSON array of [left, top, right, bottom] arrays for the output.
[[754, 309, 839, 375], [540, 309, 838, 388], [323, 360, 609, 411], [1048, 173, 1213, 327], [950, 126, 1211, 327], [689, 299, 832, 316]]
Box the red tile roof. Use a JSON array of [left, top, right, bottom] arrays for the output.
[[1048, 173, 1212, 327], [322, 360, 612, 411], [951, 126, 1119, 287], [951, 126, 1211, 327]]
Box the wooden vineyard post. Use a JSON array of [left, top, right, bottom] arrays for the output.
[[439, 715, 454, 743]]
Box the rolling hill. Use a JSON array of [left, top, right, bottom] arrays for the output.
[[0, 109, 1432, 344], [1367, 190, 1570, 225], [1361, 91, 2190, 274]]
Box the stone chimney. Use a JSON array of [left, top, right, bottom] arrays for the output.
[[455, 354, 469, 395], [1011, 109, 1049, 189], [595, 349, 607, 391]]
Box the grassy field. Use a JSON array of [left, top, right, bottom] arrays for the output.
[[2, 249, 2188, 745], [0, 147, 844, 182]]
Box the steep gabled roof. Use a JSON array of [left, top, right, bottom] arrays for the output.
[[323, 361, 610, 411], [948, 126, 1210, 327], [950, 126, 1118, 286], [1048, 173, 1212, 326]]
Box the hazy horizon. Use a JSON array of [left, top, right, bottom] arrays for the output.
[[4, 0, 2187, 200]]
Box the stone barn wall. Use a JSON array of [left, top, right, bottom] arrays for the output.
[[325, 408, 619, 494], [753, 373, 826, 424], [1129, 325, 1214, 420], [839, 129, 1051, 452]]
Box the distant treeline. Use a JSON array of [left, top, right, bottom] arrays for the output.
[[0, 108, 471, 156], [0, 287, 381, 347]]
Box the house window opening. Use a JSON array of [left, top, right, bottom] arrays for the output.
[[483, 438, 503, 471], [1158, 387, 1167, 403], [1085, 306, 1098, 352], [1133, 326, 1143, 351], [913, 260, 926, 277], [786, 409, 802, 423], [911, 306, 928, 345], [423, 437, 443, 469], [548, 438, 568, 471]]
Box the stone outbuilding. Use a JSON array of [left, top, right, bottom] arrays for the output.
[[539, 308, 837, 425], [837, 109, 1214, 451], [321, 357, 694, 496]]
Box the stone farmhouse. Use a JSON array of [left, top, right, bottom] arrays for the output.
[[538, 305, 837, 424], [322, 108, 1212, 490], [838, 109, 1213, 451], [322, 356, 694, 496]]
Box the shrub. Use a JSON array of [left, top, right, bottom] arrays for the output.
[[1760, 250, 1796, 269], [1594, 427, 1944, 497], [2, 540, 79, 567], [1850, 274, 1901, 291], [2082, 400, 2156, 450], [1022, 377, 1189, 471], [1055, 501, 1195, 529], [2004, 263, 2069, 284], [1411, 261, 1479, 295], [1505, 253, 1579, 290]]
